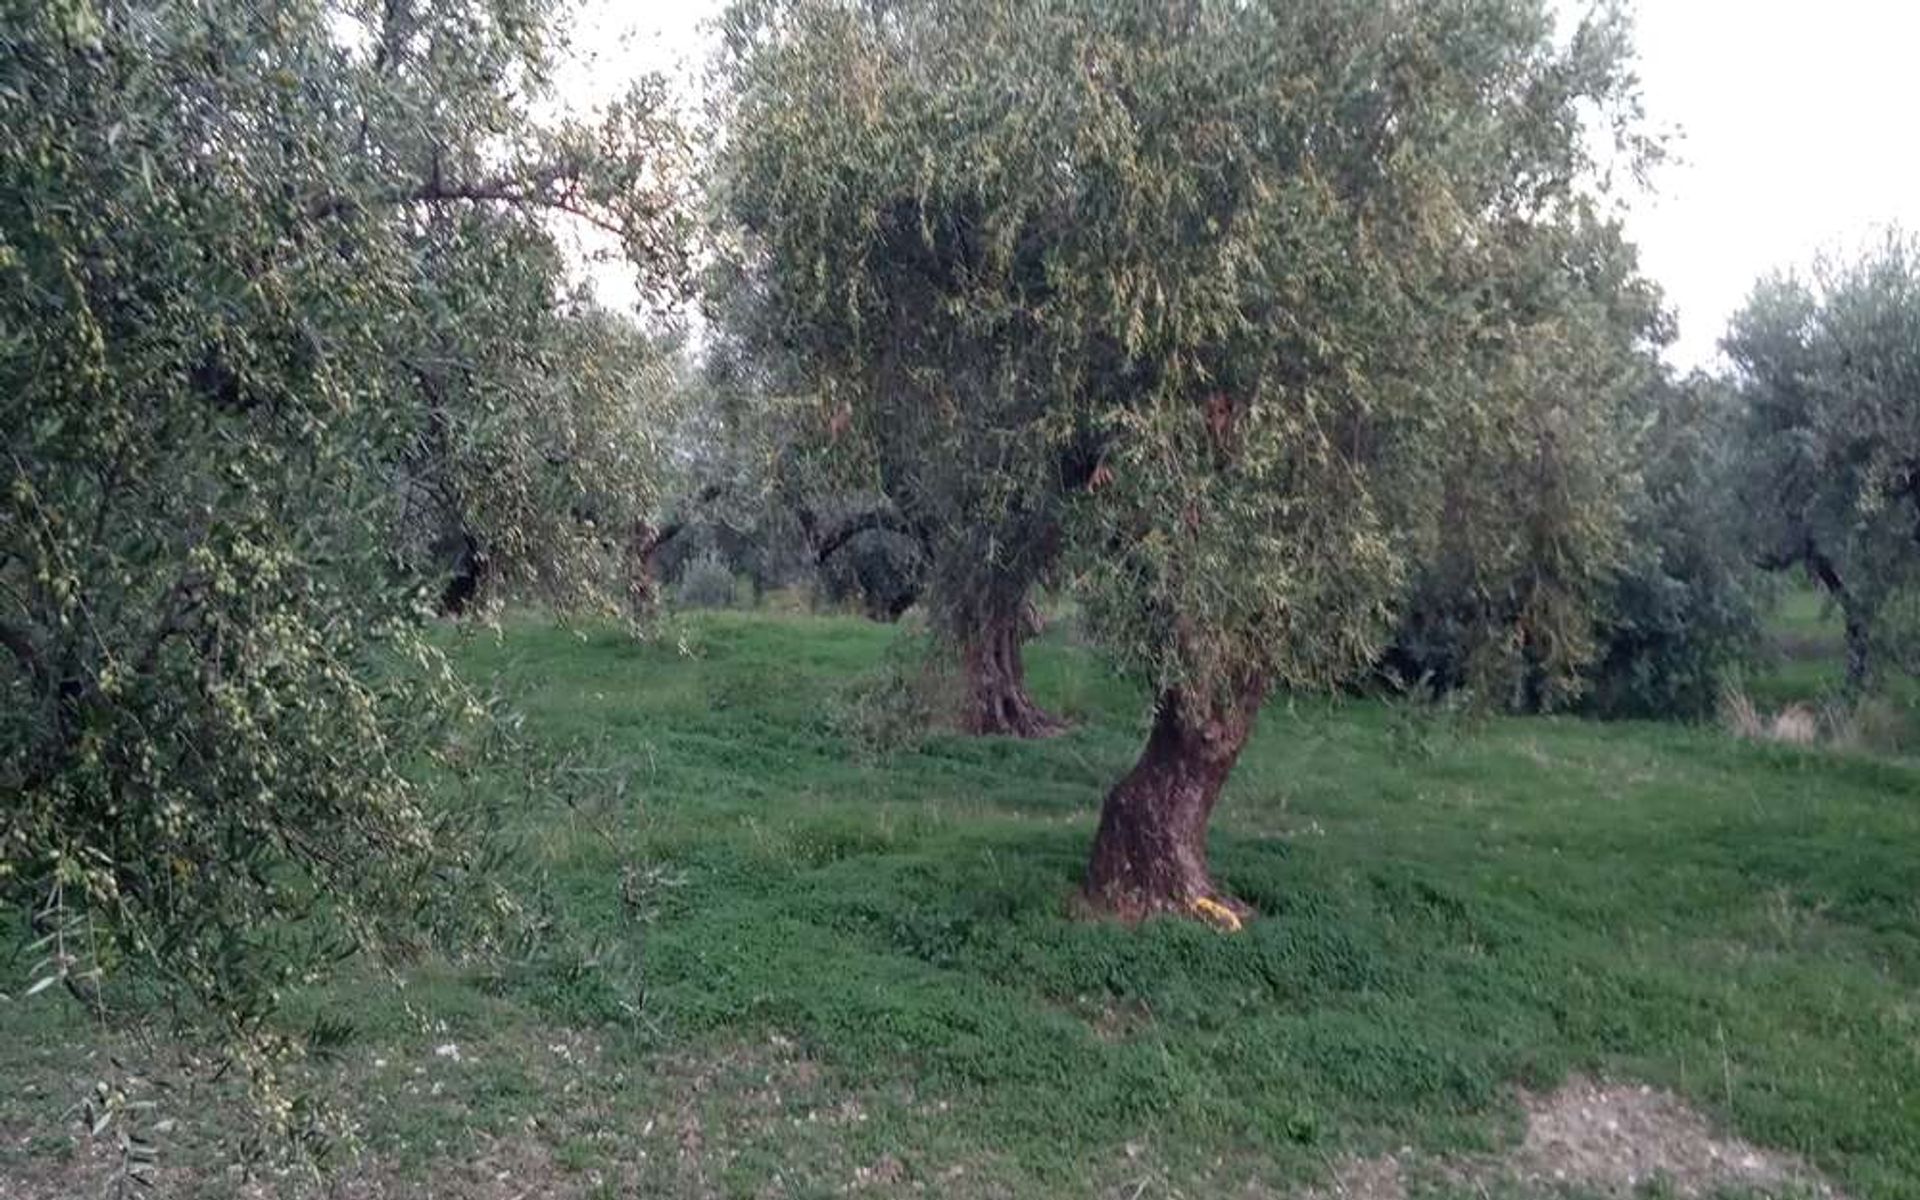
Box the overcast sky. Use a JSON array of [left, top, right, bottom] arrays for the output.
[[562, 0, 1920, 370]]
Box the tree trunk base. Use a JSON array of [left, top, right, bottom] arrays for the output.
[[1078, 680, 1266, 929], [1069, 883, 1252, 930], [959, 609, 1067, 739], [963, 682, 1068, 739]]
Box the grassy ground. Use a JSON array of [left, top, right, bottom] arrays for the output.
[[1741, 580, 1920, 754], [3, 609, 1918, 1197], [1747, 584, 1853, 710]]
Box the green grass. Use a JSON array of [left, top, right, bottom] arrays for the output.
[[4, 610, 1919, 1197], [1743, 580, 1920, 756], [1747, 582, 1852, 709]]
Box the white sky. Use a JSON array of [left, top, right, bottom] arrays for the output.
[[562, 0, 1920, 371]]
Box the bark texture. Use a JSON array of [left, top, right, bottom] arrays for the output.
[[958, 603, 1063, 738], [1082, 679, 1267, 921]]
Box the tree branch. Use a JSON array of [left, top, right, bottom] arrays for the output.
[[311, 169, 629, 241], [813, 507, 920, 563]]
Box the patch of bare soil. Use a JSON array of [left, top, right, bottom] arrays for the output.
[[1508, 1076, 1840, 1198], [2, 1115, 581, 1200], [316, 1137, 574, 1200], [1302, 1076, 1842, 1200]]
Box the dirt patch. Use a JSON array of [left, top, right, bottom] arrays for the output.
[[1508, 1076, 1840, 1197], [324, 1137, 575, 1200], [1, 1031, 947, 1200], [1302, 1076, 1842, 1200]]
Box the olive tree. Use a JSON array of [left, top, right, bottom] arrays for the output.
[[0, 0, 686, 1135], [1584, 372, 1762, 717], [1727, 234, 1920, 688], [1387, 213, 1669, 712], [1050, 2, 1660, 918], [715, 0, 1656, 918], [391, 211, 682, 616], [713, 6, 1073, 735]]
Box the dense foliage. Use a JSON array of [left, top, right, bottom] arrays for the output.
[[1385, 239, 1762, 720], [392, 217, 679, 616], [1386, 214, 1669, 712], [1584, 373, 1763, 717], [1727, 232, 1920, 687], [713, 2, 1082, 734], [0, 0, 685, 1143], [714, 0, 1668, 914]]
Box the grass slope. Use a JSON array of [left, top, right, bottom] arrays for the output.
[[4, 610, 1918, 1197]]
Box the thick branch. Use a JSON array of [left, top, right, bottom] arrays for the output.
[[813, 508, 920, 563]]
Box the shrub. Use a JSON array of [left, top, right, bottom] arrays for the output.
[[675, 551, 741, 609], [826, 641, 959, 760]]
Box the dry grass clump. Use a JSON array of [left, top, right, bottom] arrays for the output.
[[1719, 689, 1818, 745], [1720, 686, 1914, 752]]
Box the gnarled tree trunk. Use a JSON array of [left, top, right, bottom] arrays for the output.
[[958, 600, 1063, 738], [439, 530, 490, 617], [1082, 678, 1267, 922], [624, 519, 667, 619], [1841, 605, 1873, 693], [1807, 548, 1874, 692]]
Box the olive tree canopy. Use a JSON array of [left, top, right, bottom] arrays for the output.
[[1727, 233, 1920, 688], [716, 0, 1661, 921], [714, 2, 1078, 735], [1, 0, 688, 1141]]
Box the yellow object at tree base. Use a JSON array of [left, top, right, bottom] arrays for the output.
[[1190, 896, 1243, 933]]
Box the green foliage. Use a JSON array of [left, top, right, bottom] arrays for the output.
[[673, 549, 741, 609], [1727, 231, 1920, 688], [676, 265, 927, 617], [1389, 214, 1672, 711], [715, 0, 1662, 723], [1394, 367, 1766, 720], [0, 0, 686, 1147], [1586, 375, 1765, 718], [825, 635, 958, 759], [644, 350, 829, 603], [393, 224, 680, 616]]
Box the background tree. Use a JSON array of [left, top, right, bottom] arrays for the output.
[[1386, 213, 1670, 712], [713, 10, 1074, 735], [1382, 219, 1758, 719], [0, 0, 687, 1143], [1726, 233, 1920, 689], [652, 269, 929, 619], [391, 213, 681, 617], [360, 3, 692, 618], [1585, 372, 1763, 717]]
